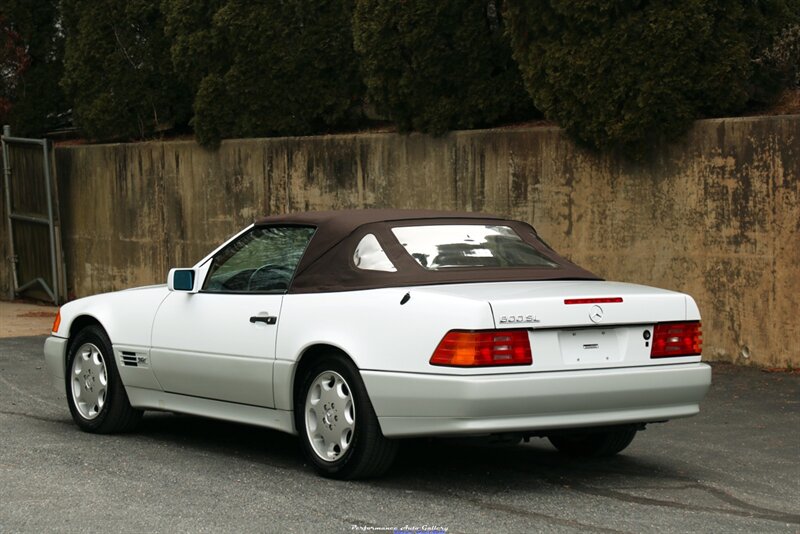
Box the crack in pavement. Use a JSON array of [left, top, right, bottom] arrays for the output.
[[483, 456, 800, 526], [610, 481, 796, 517], [378, 478, 629, 533], [451, 492, 628, 533], [567, 482, 800, 525]]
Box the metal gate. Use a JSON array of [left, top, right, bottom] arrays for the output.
[[1, 125, 66, 304]]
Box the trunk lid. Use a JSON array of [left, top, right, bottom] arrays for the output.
[[485, 280, 687, 329], [419, 280, 699, 372]]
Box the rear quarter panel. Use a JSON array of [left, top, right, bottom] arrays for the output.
[[275, 287, 495, 374]]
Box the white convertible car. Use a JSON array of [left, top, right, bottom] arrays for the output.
[[44, 210, 711, 478]]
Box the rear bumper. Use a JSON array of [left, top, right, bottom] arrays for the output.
[[361, 363, 711, 438], [43, 335, 68, 396]]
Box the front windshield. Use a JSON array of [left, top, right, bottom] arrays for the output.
[[204, 226, 316, 292]]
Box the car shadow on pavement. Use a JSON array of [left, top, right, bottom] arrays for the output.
[[135, 410, 680, 486], [136, 412, 304, 471], [392, 437, 681, 487]]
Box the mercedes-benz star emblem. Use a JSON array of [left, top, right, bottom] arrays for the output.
[[589, 305, 604, 324]]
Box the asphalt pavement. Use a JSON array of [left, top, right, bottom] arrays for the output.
[[0, 335, 798, 533]]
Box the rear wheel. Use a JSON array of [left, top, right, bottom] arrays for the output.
[[65, 325, 142, 433], [548, 426, 638, 457], [295, 354, 398, 479]]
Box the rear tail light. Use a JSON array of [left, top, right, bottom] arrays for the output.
[[430, 329, 532, 367], [651, 321, 702, 358]]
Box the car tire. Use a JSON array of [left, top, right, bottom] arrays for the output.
[[65, 325, 142, 433], [548, 426, 638, 457], [295, 354, 398, 479]]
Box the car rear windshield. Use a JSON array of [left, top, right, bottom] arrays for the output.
[[391, 225, 558, 270]]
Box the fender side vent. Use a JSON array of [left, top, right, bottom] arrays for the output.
[[121, 351, 138, 367]]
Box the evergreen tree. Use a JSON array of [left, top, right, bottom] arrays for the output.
[[163, 0, 364, 147], [353, 0, 535, 134], [505, 0, 800, 153], [61, 0, 191, 140]]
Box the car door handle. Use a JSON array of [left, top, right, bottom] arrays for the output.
[[249, 315, 277, 325]]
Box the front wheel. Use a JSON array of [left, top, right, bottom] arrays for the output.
[[65, 325, 142, 433], [295, 355, 398, 479], [548, 426, 638, 457]]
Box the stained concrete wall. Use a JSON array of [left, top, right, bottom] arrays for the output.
[[11, 114, 797, 367]]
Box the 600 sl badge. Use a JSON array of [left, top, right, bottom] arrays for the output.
[[499, 314, 540, 324]]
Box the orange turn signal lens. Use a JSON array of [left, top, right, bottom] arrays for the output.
[[52, 309, 61, 333]]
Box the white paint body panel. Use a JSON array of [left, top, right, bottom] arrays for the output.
[[49, 285, 169, 393], [363, 362, 711, 437], [43, 336, 68, 394], [46, 265, 709, 438], [126, 386, 294, 434], [150, 292, 283, 407], [51, 285, 170, 346], [275, 287, 496, 372], [277, 281, 700, 375]]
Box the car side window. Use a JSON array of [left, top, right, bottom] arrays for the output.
[[353, 234, 397, 272], [203, 226, 316, 293]]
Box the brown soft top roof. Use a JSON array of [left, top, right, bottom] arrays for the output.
[[256, 208, 503, 227], [255, 209, 600, 293]]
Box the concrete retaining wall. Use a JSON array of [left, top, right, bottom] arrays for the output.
[[3, 115, 797, 367]]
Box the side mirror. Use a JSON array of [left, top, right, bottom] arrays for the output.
[[168, 268, 198, 292]]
